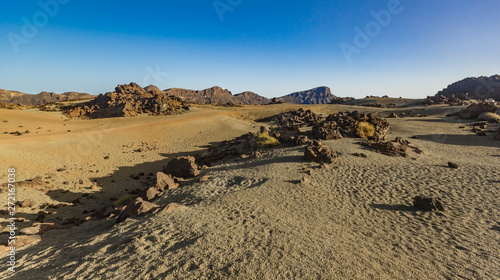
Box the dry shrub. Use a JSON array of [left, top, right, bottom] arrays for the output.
[[477, 112, 500, 123], [356, 121, 375, 139], [256, 132, 280, 148]]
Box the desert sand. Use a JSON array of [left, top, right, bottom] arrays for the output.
[[0, 104, 499, 279]]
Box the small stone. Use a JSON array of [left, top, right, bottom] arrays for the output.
[[448, 162, 459, 169], [301, 177, 311, 184], [145, 187, 159, 201], [413, 196, 445, 211], [20, 199, 32, 208], [199, 175, 210, 182]]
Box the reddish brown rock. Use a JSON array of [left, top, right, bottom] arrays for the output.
[[116, 198, 161, 224], [20, 223, 57, 235], [155, 172, 178, 191], [304, 140, 338, 164], [165, 156, 200, 178]]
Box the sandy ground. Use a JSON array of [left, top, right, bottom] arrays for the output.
[[0, 104, 499, 279]]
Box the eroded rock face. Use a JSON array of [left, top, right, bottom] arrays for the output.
[[413, 196, 445, 211], [304, 140, 338, 163], [66, 83, 188, 119], [449, 103, 498, 119], [426, 75, 500, 104], [165, 156, 200, 178]]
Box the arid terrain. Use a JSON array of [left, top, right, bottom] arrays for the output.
[[0, 102, 499, 279]]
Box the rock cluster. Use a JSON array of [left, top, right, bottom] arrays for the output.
[[313, 111, 390, 142], [65, 83, 188, 119], [359, 137, 419, 157], [258, 108, 322, 128], [448, 103, 497, 119], [304, 140, 338, 163], [196, 133, 258, 166]]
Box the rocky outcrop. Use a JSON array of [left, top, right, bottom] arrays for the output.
[[277, 87, 336, 104], [0, 88, 94, 106], [165, 86, 238, 105], [424, 75, 500, 104], [304, 140, 338, 163], [234, 91, 270, 105], [65, 83, 188, 119], [448, 103, 497, 119], [313, 111, 390, 142], [258, 108, 322, 128]]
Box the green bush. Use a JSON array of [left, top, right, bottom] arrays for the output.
[[256, 132, 280, 148], [356, 121, 375, 139]]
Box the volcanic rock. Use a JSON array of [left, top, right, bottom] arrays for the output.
[[116, 197, 161, 224], [155, 172, 178, 191], [449, 103, 497, 119], [413, 196, 445, 211], [258, 108, 322, 128], [277, 87, 336, 104], [304, 140, 338, 163], [165, 156, 200, 178], [234, 91, 271, 105], [66, 82, 187, 119], [448, 162, 459, 169]]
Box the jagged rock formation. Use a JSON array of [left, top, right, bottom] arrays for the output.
[[65, 83, 188, 119], [0, 89, 94, 106], [277, 87, 336, 104], [424, 75, 500, 105], [234, 91, 270, 105], [165, 86, 238, 105]]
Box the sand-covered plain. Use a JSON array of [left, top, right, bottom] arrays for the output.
[[0, 104, 499, 279]]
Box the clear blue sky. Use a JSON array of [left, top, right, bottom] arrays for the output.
[[1, 0, 499, 98]]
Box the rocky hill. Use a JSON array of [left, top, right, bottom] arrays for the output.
[[234, 91, 270, 105], [277, 87, 336, 104], [424, 75, 500, 104], [0, 89, 94, 106], [165, 86, 239, 105], [65, 83, 188, 119]]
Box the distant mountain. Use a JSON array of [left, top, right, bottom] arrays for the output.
[[437, 75, 500, 100], [165, 86, 270, 105], [0, 89, 94, 106], [165, 86, 239, 105], [277, 87, 336, 104], [234, 91, 270, 105]]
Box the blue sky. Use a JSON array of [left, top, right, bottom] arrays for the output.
[[1, 0, 499, 98]]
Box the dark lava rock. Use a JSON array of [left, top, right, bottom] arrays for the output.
[[165, 156, 200, 178], [413, 196, 445, 211], [304, 140, 338, 164]]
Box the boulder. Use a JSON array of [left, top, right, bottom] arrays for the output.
[[304, 140, 338, 163], [144, 187, 159, 201], [413, 196, 445, 211], [20, 223, 57, 235], [165, 156, 200, 178], [20, 199, 32, 208], [155, 172, 178, 191], [116, 197, 161, 224]]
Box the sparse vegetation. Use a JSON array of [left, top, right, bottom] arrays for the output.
[[477, 112, 500, 123], [256, 131, 280, 148], [356, 121, 375, 139]]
